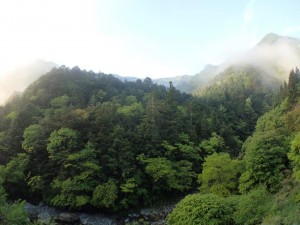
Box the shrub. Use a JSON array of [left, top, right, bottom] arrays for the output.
[[167, 193, 233, 225]]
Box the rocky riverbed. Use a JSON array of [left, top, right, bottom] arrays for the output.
[[25, 202, 174, 225]]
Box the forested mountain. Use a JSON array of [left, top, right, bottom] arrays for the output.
[[0, 62, 278, 218], [155, 64, 219, 94], [0, 34, 300, 224], [1, 34, 297, 108], [111, 64, 219, 94], [167, 68, 300, 225], [228, 33, 300, 82], [157, 33, 300, 94]]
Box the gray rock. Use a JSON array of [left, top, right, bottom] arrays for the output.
[[37, 211, 53, 224], [25, 202, 62, 224], [151, 220, 166, 225], [128, 213, 139, 219], [24, 202, 39, 217], [25, 201, 174, 225], [59, 212, 80, 223], [80, 213, 118, 225]]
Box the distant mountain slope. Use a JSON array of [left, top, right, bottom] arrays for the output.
[[1, 33, 298, 105], [0, 60, 57, 105], [225, 33, 300, 82], [112, 74, 139, 82], [102, 33, 300, 95], [154, 75, 192, 93], [152, 33, 300, 94], [154, 64, 219, 93]]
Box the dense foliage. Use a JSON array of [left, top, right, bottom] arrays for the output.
[[196, 66, 280, 154], [198, 152, 241, 196], [0, 178, 31, 225], [167, 187, 271, 225], [3, 64, 300, 225], [169, 68, 300, 224], [0, 65, 277, 212], [167, 194, 234, 225]]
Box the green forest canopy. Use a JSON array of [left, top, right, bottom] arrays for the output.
[[0, 66, 300, 224]]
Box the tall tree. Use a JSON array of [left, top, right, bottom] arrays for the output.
[[288, 68, 300, 106]]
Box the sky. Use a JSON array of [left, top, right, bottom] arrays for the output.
[[0, 0, 300, 78]]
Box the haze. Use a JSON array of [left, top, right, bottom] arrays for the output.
[[1, 0, 300, 78], [0, 0, 300, 105], [223, 35, 300, 81]]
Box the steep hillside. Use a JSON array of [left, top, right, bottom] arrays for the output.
[[194, 65, 281, 143], [167, 68, 300, 225]]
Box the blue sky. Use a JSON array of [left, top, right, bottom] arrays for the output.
[[0, 0, 299, 78]]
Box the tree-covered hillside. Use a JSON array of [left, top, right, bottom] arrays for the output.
[[196, 65, 281, 147], [0, 65, 278, 213], [167, 68, 300, 225]]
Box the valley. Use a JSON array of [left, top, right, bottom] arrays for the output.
[[0, 33, 300, 225]]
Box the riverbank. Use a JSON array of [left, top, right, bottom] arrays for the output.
[[25, 202, 174, 225]]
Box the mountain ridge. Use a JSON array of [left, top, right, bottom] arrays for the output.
[[177, 33, 300, 94], [130, 33, 300, 94], [0, 33, 299, 105]]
